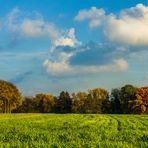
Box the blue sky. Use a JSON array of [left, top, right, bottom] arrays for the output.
[[0, 0, 148, 95]]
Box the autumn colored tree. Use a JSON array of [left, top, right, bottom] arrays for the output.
[[0, 100, 3, 113], [13, 94, 56, 113], [35, 93, 56, 113], [72, 92, 88, 113], [72, 89, 109, 113], [129, 86, 148, 114], [0, 80, 22, 113], [87, 88, 109, 113]]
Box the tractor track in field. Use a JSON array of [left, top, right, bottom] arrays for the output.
[[109, 115, 122, 131]]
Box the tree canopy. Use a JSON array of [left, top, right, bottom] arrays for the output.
[[130, 87, 148, 114], [0, 80, 22, 113]]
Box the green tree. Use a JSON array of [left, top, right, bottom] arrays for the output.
[[56, 91, 72, 113], [111, 88, 122, 114], [21, 96, 35, 113], [0, 80, 22, 113], [120, 85, 137, 113]]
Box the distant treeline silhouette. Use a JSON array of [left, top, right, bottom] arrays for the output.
[[0, 80, 147, 114]]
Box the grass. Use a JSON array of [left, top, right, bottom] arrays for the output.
[[0, 114, 147, 148]]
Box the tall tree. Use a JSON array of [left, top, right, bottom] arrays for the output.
[[111, 88, 122, 114], [57, 91, 72, 113], [0, 80, 22, 113]]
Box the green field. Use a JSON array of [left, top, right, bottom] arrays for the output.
[[0, 114, 147, 148]]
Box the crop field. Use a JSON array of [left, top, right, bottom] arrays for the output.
[[0, 114, 147, 148]]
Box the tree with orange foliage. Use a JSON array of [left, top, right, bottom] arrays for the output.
[[130, 86, 148, 114], [0, 80, 22, 113], [72, 92, 88, 113], [35, 93, 56, 113]]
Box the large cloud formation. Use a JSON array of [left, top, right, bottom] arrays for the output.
[[75, 4, 148, 46], [43, 42, 128, 76], [2, 7, 128, 76]]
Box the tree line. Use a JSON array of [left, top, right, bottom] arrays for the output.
[[0, 80, 147, 114]]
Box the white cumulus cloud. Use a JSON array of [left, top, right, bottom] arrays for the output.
[[75, 4, 148, 46], [75, 7, 105, 28]]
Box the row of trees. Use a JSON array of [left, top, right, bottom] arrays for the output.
[[111, 85, 148, 114], [12, 89, 110, 113], [0, 80, 147, 114]]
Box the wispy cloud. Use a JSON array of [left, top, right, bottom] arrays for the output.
[[10, 71, 33, 84], [2, 7, 80, 48]]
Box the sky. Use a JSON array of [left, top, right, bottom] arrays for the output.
[[0, 0, 148, 96]]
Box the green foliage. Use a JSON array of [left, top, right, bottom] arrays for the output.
[[111, 88, 122, 114], [56, 91, 72, 113], [120, 85, 138, 113], [0, 114, 147, 147], [111, 85, 139, 114]]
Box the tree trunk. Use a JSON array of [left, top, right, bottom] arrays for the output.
[[6, 100, 9, 113], [6, 100, 8, 113], [9, 103, 11, 113], [8, 100, 10, 113], [4, 100, 6, 113]]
